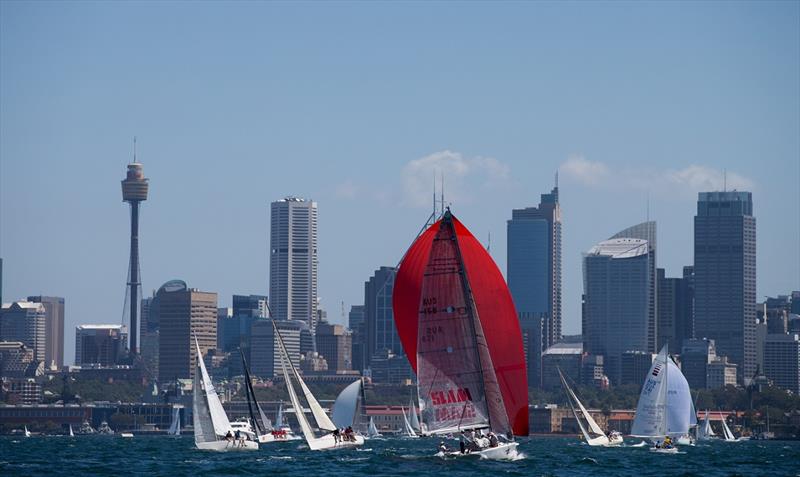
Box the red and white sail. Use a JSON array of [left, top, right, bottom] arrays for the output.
[[394, 210, 528, 436]]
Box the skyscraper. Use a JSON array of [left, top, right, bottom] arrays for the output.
[[74, 324, 127, 366], [582, 237, 651, 384], [363, 266, 399, 369], [507, 185, 562, 352], [694, 191, 756, 383], [27, 296, 64, 368], [269, 197, 318, 330], [656, 270, 693, 353], [0, 301, 46, 362], [121, 152, 149, 356], [608, 221, 657, 353], [250, 319, 301, 378], [156, 280, 217, 382]]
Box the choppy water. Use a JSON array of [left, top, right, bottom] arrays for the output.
[[1, 435, 798, 476]]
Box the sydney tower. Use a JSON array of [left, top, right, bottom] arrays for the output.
[[121, 151, 149, 356]]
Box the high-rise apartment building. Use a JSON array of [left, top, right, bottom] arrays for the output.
[[507, 185, 562, 385], [27, 296, 64, 368], [269, 197, 318, 330], [0, 302, 46, 362], [694, 191, 756, 383], [75, 324, 127, 366], [156, 280, 217, 382], [582, 237, 651, 384]]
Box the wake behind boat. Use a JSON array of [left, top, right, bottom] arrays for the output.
[[392, 210, 528, 460]]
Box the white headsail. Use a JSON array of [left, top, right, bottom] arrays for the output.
[[332, 379, 362, 429]]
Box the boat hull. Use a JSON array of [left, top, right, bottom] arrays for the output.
[[650, 447, 680, 454], [258, 432, 301, 443], [306, 434, 365, 451], [196, 440, 259, 451], [443, 442, 520, 460], [586, 434, 624, 447]]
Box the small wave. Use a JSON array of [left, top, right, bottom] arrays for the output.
[[578, 457, 599, 465], [356, 448, 373, 452]]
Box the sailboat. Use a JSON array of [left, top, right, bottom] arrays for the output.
[[332, 379, 365, 434], [167, 407, 181, 436], [696, 410, 716, 441], [274, 321, 364, 450], [719, 413, 748, 442], [239, 349, 291, 443], [24, 426, 31, 438], [367, 417, 382, 438], [401, 407, 418, 438], [558, 369, 623, 446], [408, 397, 422, 435], [193, 337, 258, 451], [630, 344, 694, 453], [393, 210, 528, 459], [68, 424, 75, 437]]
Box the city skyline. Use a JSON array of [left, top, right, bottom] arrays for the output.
[[1, 2, 799, 365]]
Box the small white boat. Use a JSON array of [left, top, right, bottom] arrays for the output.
[[401, 407, 418, 438], [697, 410, 716, 441], [441, 440, 520, 459], [274, 321, 363, 451], [120, 432, 134, 438], [68, 424, 75, 437], [78, 421, 95, 435], [559, 368, 623, 447], [649, 446, 680, 454], [367, 417, 382, 438], [193, 337, 258, 451], [97, 421, 114, 435], [24, 426, 31, 438]]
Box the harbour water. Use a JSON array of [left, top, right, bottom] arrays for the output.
[[1, 435, 798, 476]]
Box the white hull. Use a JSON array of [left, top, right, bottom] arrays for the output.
[[257, 432, 301, 443], [443, 441, 520, 460], [196, 440, 259, 451], [586, 434, 624, 447], [306, 433, 365, 451], [650, 446, 680, 454], [676, 435, 695, 446]]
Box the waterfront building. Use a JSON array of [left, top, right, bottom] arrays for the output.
[[269, 197, 318, 330], [707, 356, 738, 388], [156, 280, 217, 382], [694, 191, 756, 383], [0, 301, 46, 361], [763, 333, 800, 394], [582, 236, 651, 384], [540, 341, 581, 390], [369, 348, 413, 385], [75, 324, 127, 366], [27, 296, 65, 369], [681, 338, 716, 389], [0, 341, 38, 378], [507, 185, 562, 385], [315, 322, 352, 372], [250, 319, 301, 378]]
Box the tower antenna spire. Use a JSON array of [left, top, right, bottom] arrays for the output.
[[646, 191, 650, 222], [723, 169, 727, 192], [133, 136, 137, 163], [555, 169, 559, 189], [433, 171, 437, 218], [441, 172, 445, 212]]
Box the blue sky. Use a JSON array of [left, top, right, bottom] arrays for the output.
[[1, 1, 798, 364]]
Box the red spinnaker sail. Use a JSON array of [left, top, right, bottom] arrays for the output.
[[393, 213, 529, 436]]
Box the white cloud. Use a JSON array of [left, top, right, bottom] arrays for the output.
[[333, 180, 359, 199], [559, 157, 755, 197], [401, 150, 511, 207], [560, 155, 610, 185]]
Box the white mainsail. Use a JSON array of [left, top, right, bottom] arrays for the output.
[[631, 346, 669, 438], [274, 320, 363, 450], [331, 379, 362, 429], [698, 410, 714, 440], [408, 398, 421, 433], [401, 407, 418, 437], [631, 344, 694, 439], [194, 338, 233, 441], [560, 369, 606, 439], [69, 424, 74, 437], [275, 403, 284, 428], [367, 417, 381, 438], [168, 407, 181, 436], [721, 414, 736, 441]]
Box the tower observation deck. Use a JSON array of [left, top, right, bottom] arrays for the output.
[[122, 160, 149, 356]]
